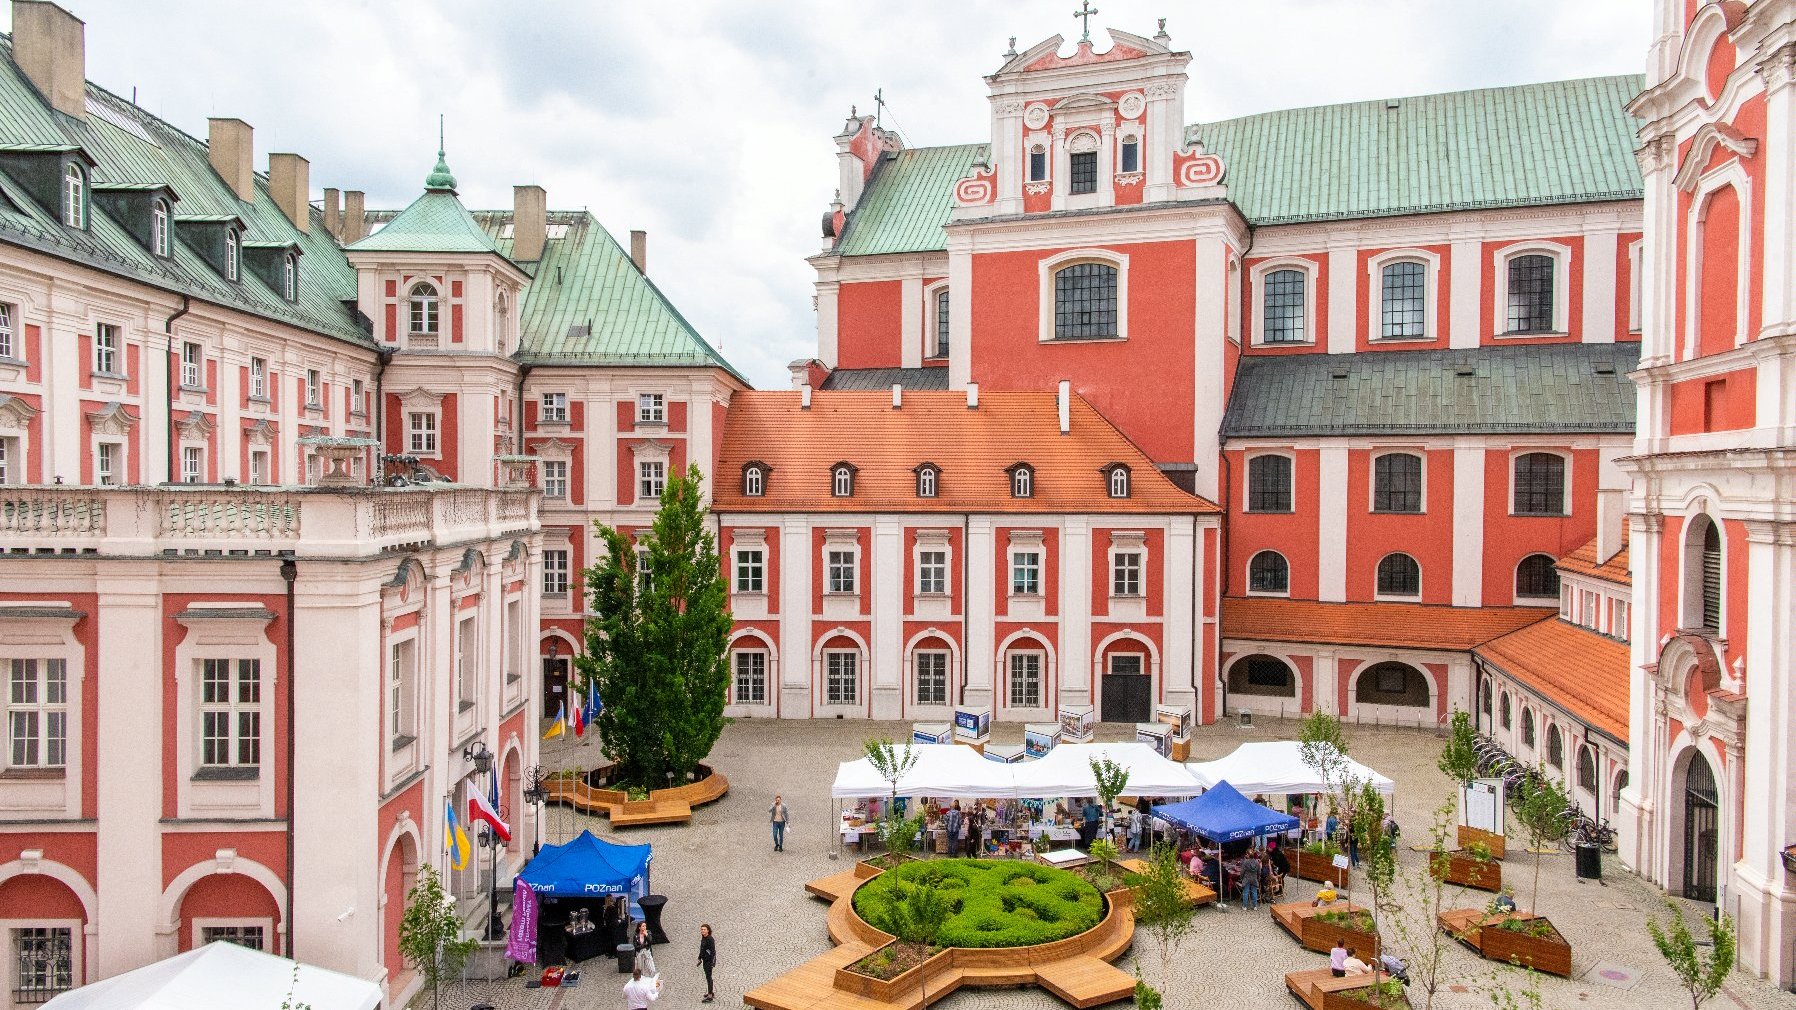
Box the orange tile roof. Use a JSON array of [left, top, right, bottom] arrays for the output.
[[1474, 617, 1631, 742], [714, 390, 1220, 514], [1556, 529, 1630, 586], [1221, 597, 1555, 652]]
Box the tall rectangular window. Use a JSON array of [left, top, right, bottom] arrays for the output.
[[1512, 453, 1566, 516], [249, 356, 268, 399], [0, 302, 16, 359], [917, 550, 947, 595], [1372, 453, 1423, 513], [542, 550, 570, 596], [826, 550, 857, 594], [181, 342, 202, 387], [1010, 551, 1041, 596], [933, 288, 950, 358], [181, 446, 203, 484], [735, 548, 764, 593], [305, 369, 321, 407], [539, 393, 568, 423], [7, 658, 67, 769], [12, 926, 73, 1001], [455, 617, 477, 711], [1262, 269, 1307, 343], [407, 412, 436, 455], [1112, 551, 1143, 597], [1008, 653, 1042, 708], [1120, 138, 1139, 173], [1069, 151, 1098, 194], [542, 460, 568, 499], [733, 652, 766, 704], [351, 379, 366, 414], [389, 639, 416, 741], [825, 652, 858, 705], [638, 460, 665, 500], [199, 658, 260, 770], [96, 442, 117, 486], [1505, 254, 1556, 334], [249, 450, 268, 486], [1379, 261, 1427, 339], [1052, 262, 1118, 339], [915, 652, 948, 706], [637, 393, 665, 423], [94, 323, 118, 374], [1246, 455, 1293, 512], [0, 437, 13, 485]]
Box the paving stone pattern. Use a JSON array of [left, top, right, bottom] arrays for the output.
[[428, 717, 1796, 1010]]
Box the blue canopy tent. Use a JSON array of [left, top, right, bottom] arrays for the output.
[[1153, 781, 1299, 841], [517, 830, 653, 915]]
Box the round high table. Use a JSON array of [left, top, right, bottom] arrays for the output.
[[638, 894, 669, 944]]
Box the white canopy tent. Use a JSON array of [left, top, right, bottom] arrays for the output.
[[831, 743, 1018, 800], [1009, 742, 1203, 799], [45, 942, 382, 1010], [1187, 741, 1395, 797]]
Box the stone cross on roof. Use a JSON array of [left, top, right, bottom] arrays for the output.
[[1073, 0, 1099, 42]]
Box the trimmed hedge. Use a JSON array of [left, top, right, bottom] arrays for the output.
[[852, 859, 1104, 949]]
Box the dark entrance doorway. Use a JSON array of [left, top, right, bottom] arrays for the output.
[[1101, 653, 1151, 723], [542, 655, 569, 717], [1682, 755, 1719, 903]]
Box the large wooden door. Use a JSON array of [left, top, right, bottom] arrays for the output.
[[1101, 654, 1152, 723], [1682, 756, 1719, 903]]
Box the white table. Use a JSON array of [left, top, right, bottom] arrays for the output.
[[1036, 847, 1090, 869]]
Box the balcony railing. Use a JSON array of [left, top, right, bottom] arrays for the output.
[[0, 484, 537, 560]]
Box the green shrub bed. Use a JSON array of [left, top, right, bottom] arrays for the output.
[[852, 859, 1104, 949]]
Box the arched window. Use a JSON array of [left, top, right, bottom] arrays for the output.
[[1248, 551, 1289, 594], [1479, 679, 1493, 716], [1692, 516, 1723, 634], [1376, 552, 1420, 597], [1612, 770, 1627, 814], [1010, 464, 1034, 499], [1052, 262, 1118, 339], [915, 464, 938, 499], [1515, 554, 1561, 599], [1246, 455, 1293, 513], [62, 162, 85, 228], [1262, 269, 1307, 344], [1577, 746, 1597, 793], [1499, 691, 1512, 730], [282, 254, 297, 301], [224, 228, 239, 282], [1512, 452, 1566, 515], [1355, 661, 1429, 707], [742, 465, 764, 497], [408, 282, 439, 336], [1106, 465, 1130, 499], [1505, 254, 1556, 334], [1379, 260, 1426, 339], [1227, 655, 1296, 698], [152, 198, 171, 256], [1372, 453, 1423, 513], [1521, 707, 1536, 748], [1546, 725, 1564, 769], [1068, 133, 1099, 194], [933, 287, 950, 358], [831, 464, 855, 498]]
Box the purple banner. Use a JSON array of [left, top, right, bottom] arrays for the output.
[[506, 876, 538, 964]]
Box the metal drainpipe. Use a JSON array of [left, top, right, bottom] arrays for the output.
[[163, 296, 191, 483], [514, 364, 532, 455], [280, 556, 298, 955], [960, 512, 970, 705], [372, 347, 393, 481], [1216, 448, 1233, 721]]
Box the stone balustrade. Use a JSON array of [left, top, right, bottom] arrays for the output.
[[0, 484, 537, 560]]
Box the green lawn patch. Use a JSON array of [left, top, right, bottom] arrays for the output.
[[853, 859, 1105, 949]]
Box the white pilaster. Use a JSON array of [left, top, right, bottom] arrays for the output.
[[780, 517, 812, 716], [46, 297, 82, 483], [1326, 245, 1357, 355], [591, 393, 617, 507], [1448, 236, 1483, 349], [1583, 227, 1619, 344], [963, 518, 996, 709], [947, 240, 973, 390], [1451, 445, 1487, 606], [899, 273, 924, 370], [870, 516, 904, 719], [1164, 519, 1197, 709], [1317, 446, 1348, 601], [814, 281, 839, 369], [92, 573, 163, 977], [1191, 236, 1230, 500], [1060, 520, 1091, 707]]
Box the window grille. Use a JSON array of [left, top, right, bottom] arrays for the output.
[[915, 652, 948, 705], [1379, 261, 1426, 338], [1248, 551, 1289, 594], [933, 288, 950, 358], [1515, 554, 1560, 598], [918, 550, 947, 595], [734, 652, 766, 704], [1262, 269, 1306, 343], [1372, 453, 1422, 512], [1505, 254, 1555, 333], [1512, 453, 1565, 515], [1008, 653, 1042, 707], [1069, 151, 1098, 194], [1052, 263, 1117, 339], [826, 652, 858, 704], [1376, 553, 1420, 596], [1246, 456, 1292, 512]]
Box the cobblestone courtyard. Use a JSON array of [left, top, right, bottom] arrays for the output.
[[432, 717, 1796, 1010]]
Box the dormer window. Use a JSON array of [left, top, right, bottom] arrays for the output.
[[742, 463, 766, 497], [1009, 463, 1034, 499], [282, 254, 297, 301], [152, 198, 171, 256], [915, 463, 939, 499], [831, 463, 856, 498], [408, 282, 439, 336], [62, 163, 85, 228], [224, 228, 239, 282], [1105, 464, 1130, 499]]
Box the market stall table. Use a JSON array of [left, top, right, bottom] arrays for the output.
[[638, 894, 668, 944], [1036, 847, 1091, 869]]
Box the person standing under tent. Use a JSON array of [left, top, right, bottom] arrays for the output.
[[1240, 848, 1263, 911], [769, 794, 790, 852], [1127, 808, 1143, 852], [696, 923, 717, 1003], [1136, 796, 1154, 849], [945, 803, 964, 857], [1268, 839, 1291, 878], [1080, 798, 1101, 849]]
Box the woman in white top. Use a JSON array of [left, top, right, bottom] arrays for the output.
[[1342, 948, 1374, 975]]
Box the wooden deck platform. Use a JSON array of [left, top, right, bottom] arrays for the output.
[[1283, 967, 1380, 1010], [541, 765, 728, 827], [1271, 900, 1376, 955], [1116, 859, 1217, 907]]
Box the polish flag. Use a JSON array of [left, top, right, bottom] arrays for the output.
[[467, 780, 511, 842]]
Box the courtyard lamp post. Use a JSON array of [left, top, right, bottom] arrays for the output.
[[522, 764, 547, 856], [461, 741, 504, 941]]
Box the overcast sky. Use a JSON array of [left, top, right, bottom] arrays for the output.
[[16, 2, 1651, 388]]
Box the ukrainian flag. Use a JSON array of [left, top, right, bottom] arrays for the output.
[[445, 796, 471, 871], [543, 702, 566, 740]]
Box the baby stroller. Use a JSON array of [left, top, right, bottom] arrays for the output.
[[1378, 953, 1411, 986]]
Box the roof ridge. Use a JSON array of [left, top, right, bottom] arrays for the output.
[[1190, 72, 1645, 133]]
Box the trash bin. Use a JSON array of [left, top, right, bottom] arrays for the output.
[[614, 942, 635, 974], [1574, 841, 1601, 880]]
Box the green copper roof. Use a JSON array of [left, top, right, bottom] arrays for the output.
[[423, 142, 457, 192], [1190, 75, 1645, 225], [347, 187, 498, 254], [835, 143, 987, 256], [1221, 343, 1640, 438], [0, 36, 370, 346]]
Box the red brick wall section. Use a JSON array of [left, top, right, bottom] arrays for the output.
[[837, 281, 905, 369]]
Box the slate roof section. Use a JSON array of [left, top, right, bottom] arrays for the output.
[[0, 36, 371, 347], [1221, 342, 1641, 439], [349, 189, 499, 255], [1189, 75, 1644, 226], [1557, 528, 1630, 586], [1474, 616, 1630, 742], [1223, 597, 1554, 652], [819, 367, 951, 391], [835, 143, 987, 257], [714, 389, 1219, 514]]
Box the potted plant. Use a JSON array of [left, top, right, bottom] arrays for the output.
[[1478, 912, 1573, 978], [1432, 839, 1502, 892], [1295, 839, 1350, 887]]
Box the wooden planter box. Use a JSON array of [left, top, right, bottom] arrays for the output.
[[1294, 849, 1349, 887], [1433, 851, 1502, 892], [1478, 919, 1573, 978], [1321, 982, 1410, 1010], [836, 943, 953, 1001], [1300, 911, 1380, 959], [1456, 825, 1507, 860]]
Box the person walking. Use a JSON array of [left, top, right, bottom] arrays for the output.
[[1240, 849, 1263, 911], [697, 923, 717, 1003], [623, 967, 661, 1008], [769, 794, 789, 852], [1080, 798, 1102, 850]]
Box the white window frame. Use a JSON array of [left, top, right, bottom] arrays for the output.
[[1107, 466, 1129, 499], [1009, 549, 1042, 597], [408, 281, 439, 336], [1250, 258, 1319, 346], [1491, 241, 1572, 337], [636, 392, 666, 424], [180, 342, 202, 388], [825, 548, 858, 595], [1116, 128, 1142, 176], [823, 650, 859, 706], [1007, 651, 1044, 709], [93, 323, 119, 375], [407, 411, 438, 456], [914, 651, 950, 706], [832, 465, 854, 498], [194, 918, 272, 952], [152, 198, 170, 256], [5, 658, 68, 770], [224, 228, 239, 282], [733, 650, 767, 704], [282, 254, 297, 301], [249, 450, 268, 487], [917, 548, 948, 596], [197, 657, 262, 772], [542, 459, 568, 500], [181, 446, 203, 484], [1513, 554, 1561, 605], [1626, 238, 1643, 333], [62, 162, 84, 228], [1037, 248, 1129, 343], [95, 441, 118, 486], [542, 549, 570, 597], [388, 635, 419, 749], [351, 378, 366, 416], [248, 356, 268, 400], [0, 436, 14, 486], [539, 392, 568, 424], [1244, 451, 1296, 514], [304, 369, 321, 408], [916, 465, 938, 498], [638, 459, 666, 500], [743, 465, 764, 497], [734, 547, 765, 594], [1509, 449, 1571, 518], [1011, 466, 1033, 499], [1611, 598, 1629, 640], [1246, 549, 1291, 597], [1367, 248, 1440, 342], [1111, 549, 1144, 598], [0, 302, 11, 361], [455, 615, 477, 712], [9, 923, 79, 1000], [1369, 449, 1427, 514], [924, 279, 951, 360], [1374, 552, 1423, 601]]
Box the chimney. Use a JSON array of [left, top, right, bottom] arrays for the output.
[[322, 188, 341, 238], [207, 118, 255, 202], [629, 230, 648, 275], [267, 153, 309, 233], [342, 190, 367, 243], [801, 384, 812, 410], [966, 383, 979, 409], [891, 384, 903, 409], [13, 1, 86, 120], [1596, 488, 1626, 564], [1057, 380, 1071, 434], [513, 185, 547, 262]]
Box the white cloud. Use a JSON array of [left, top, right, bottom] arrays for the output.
[[26, 1, 1649, 388]]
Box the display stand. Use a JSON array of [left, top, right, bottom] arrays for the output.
[[953, 706, 992, 751], [1057, 705, 1095, 743], [1023, 723, 1061, 759], [984, 743, 1025, 764], [912, 722, 954, 745], [1135, 722, 1173, 757]]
